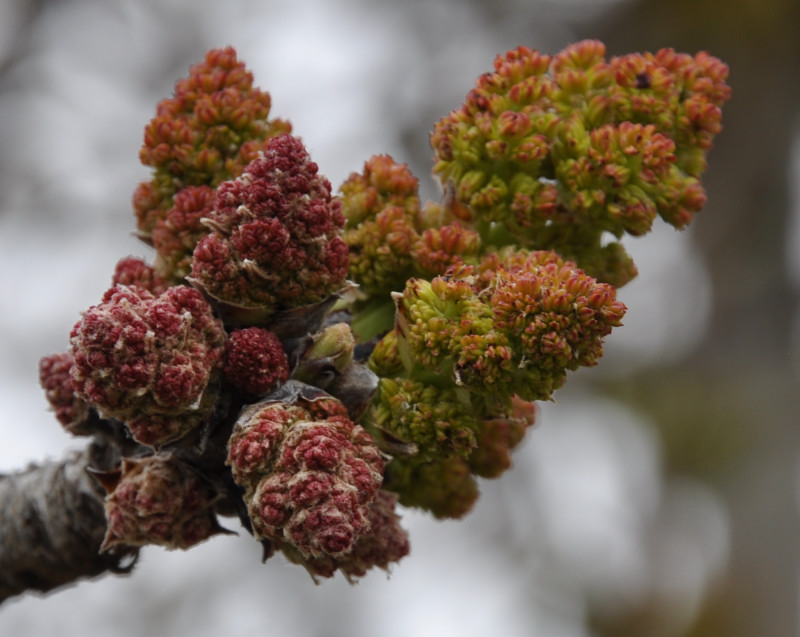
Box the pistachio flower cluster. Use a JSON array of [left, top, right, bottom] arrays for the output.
[[98, 455, 225, 551], [69, 284, 227, 447], [189, 134, 350, 320], [33, 42, 727, 586], [133, 46, 291, 280], [226, 382, 408, 578], [429, 39, 731, 286], [340, 154, 482, 338], [368, 249, 625, 517]]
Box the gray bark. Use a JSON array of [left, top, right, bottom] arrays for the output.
[[0, 441, 137, 603]]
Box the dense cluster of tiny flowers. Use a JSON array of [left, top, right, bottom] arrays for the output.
[[111, 257, 170, 295], [223, 327, 289, 396], [31, 43, 727, 583], [133, 46, 291, 281], [69, 285, 226, 447], [430, 39, 730, 287], [39, 352, 90, 435], [226, 384, 407, 577], [189, 134, 349, 318], [340, 155, 483, 338], [384, 455, 479, 519], [396, 251, 626, 401], [365, 249, 620, 517], [100, 455, 224, 551]]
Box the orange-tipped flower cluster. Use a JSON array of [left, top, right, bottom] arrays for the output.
[[133, 46, 291, 281], [368, 249, 623, 517]]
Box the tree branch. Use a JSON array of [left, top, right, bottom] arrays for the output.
[[0, 440, 138, 604]]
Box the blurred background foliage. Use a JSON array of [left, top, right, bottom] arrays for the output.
[[0, 1, 798, 636]]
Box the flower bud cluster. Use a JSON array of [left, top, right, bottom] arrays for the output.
[[226, 383, 407, 577], [100, 455, 225, 551], [189, 134, 349, 318], [340, 154, 482, 337], [39, 352, 90, 435], [368, 249, 622, 516], [111, 257, 170, 295], [133, 46, 291, 281], [69, 284, 226, 447], [223, 327, 289, 396], [430, 39, 730, 286]]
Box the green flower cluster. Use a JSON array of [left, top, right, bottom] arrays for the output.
[[430, 39, 730, 286], [367, 249, 626, 517]]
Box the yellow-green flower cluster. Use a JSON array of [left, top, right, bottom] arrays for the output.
[[430, 40, 730, 287], [367, 249, 625, 517]]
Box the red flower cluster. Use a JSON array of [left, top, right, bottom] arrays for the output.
[[69, 285, 226, 447], [100, 455, 224, 551], [223, 327, 289, 396], [39, 352, 90, 435], [190, 134, 349, 317], [227, 383, 407, 577]]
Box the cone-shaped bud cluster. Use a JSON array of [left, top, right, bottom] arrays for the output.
[[69, 285, 226, 447], [223, 327, 289, 396], [133, 46, 291, 281], [226, 382, 407, 577], [189, 134, 349, 319], [39, 352, 91, 435], [99, 455, 225, 551], [430, 40, 730, 286]]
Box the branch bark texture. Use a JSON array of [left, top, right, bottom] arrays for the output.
[[0, 442, 137, 604]]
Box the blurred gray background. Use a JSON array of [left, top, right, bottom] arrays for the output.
[[0, 0, 798, 635]]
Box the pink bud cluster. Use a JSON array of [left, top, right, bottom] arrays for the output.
[[69, 285, 226, 447], [100, 455, 224, 551], [226, 385, 407, 577], [189, 134, 349, 317]]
